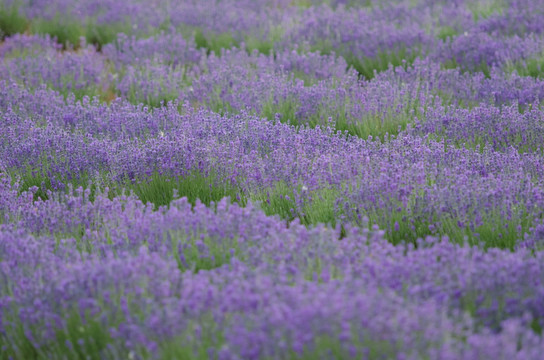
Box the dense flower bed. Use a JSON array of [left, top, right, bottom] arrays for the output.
[[2, 0, 544, 359]]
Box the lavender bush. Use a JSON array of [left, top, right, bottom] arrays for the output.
[[2, 0, 544, 359]]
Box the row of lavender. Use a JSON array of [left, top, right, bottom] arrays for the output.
[[3, 0, 544, 74], [3, 79, 544, 248], [1, 180, 544, 358], [3, 32, 544, 141], [2, 0, 544, 358]]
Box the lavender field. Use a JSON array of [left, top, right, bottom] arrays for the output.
[[2, 0, 544, 359]]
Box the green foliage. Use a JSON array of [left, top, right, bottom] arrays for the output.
[[31, 17, 85, 49], [128, 171, 244, 209], [307, 40, 420, 80], [518, 57, 544, 78], [245, 26, 283, 56], [289, 0, 314, 8], [344, 47, 418, 80], [432, 89, 481, 110], [291, 334, 396, 360], [191, 26, 283, 57], [506, 55, 544, 79], [16, 166, 96, 202], [261, 95, 299, 124], [52, 311, 119, 360], [437, 26, 458, 41], [261, 77, 428, 141], [288, 70, 321, 86], [2, 6, 132, 49], [351, 187, 532, 250], [254, 182, 340, 227], [531, 319, 543, 335], [59, 76, 105, 102], [0, 309, 123, 360], [85, 21, 130, 50], [194, 28, 238, 55], [245, 36, 275, 56], [13, 165, 244, 212], [0, 3, 27, 39], [118, 63, 192, 107], [334, 98, 421, 142], [159, 314, 226, 360], [468, 0, 505, 22]]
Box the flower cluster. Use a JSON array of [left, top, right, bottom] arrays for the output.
[[2, 0, 544, 358]]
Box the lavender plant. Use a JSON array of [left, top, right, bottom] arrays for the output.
[[1, 0, 544, 358]]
